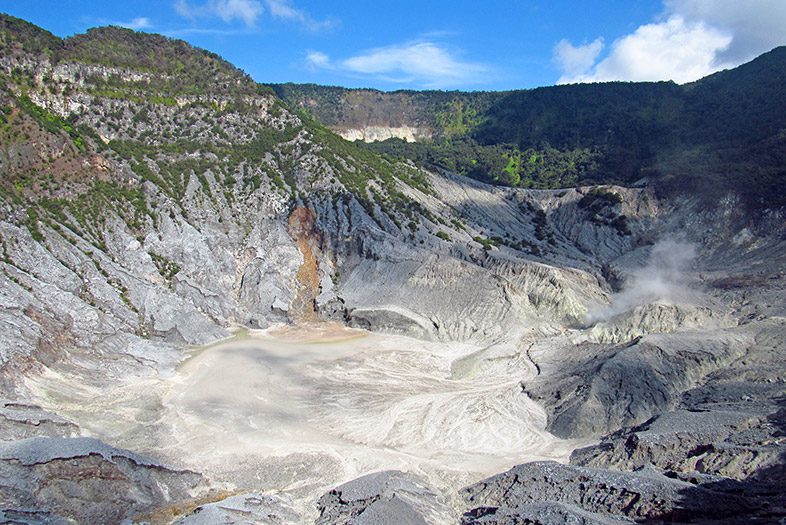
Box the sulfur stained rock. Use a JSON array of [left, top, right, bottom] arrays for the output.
[[0, 437, 208, 524]]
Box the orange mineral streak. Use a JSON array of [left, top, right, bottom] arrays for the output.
[[287, 207, 321, 323]]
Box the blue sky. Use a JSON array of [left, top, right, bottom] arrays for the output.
[[2, 1, 785, 91]]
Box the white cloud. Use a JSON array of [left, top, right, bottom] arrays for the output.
[[666, 0, 786, 62], [174, 0, 332, 31], [164, 27, 250, 37], [564, 16, 731, 84], [554, 0, 785, 84], [264, 0, 335, 32], [91, 16, 153, 31], [311, 41, 487, 88], [117, 17, 153, 30], [174, 0, 263, 27], [305, 51, 331, 70], [553, 38, 604, 80]]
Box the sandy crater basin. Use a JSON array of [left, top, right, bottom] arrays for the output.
[[26, 324, 585, 518]]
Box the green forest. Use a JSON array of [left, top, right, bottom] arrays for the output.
[[272, 47, 786, 209]]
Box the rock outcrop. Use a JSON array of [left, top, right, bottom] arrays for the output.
[[461, 461, 756, 524], [316, 471, 450, 525], [523, 328, 753, 438], [339, 125, 431, 143], [174, 493, 301, 525], [0, 437, 208, 524]]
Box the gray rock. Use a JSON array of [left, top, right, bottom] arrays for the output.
[[316, 470, 447, 525], [0, 437, 207, 524], [463, 461, 753, 522], [0, 436, 162, 466], [462, 502, 635, 525], [173, 493, 301, 525], [0, 508, 71, 525], [569, 318, 786, 480], [570, 408, 780, 479], [0, 400, 78, 440], [347, 306, 438, 340], [523, 329, 751, 438], [584, 302, 734, 344]]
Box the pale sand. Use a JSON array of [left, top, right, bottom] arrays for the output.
[[23, 325, 588, 520]]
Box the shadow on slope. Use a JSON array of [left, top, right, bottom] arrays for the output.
[[640, 398, 786, 524]]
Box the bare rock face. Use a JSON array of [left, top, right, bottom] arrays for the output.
[[462, 461, 754, 523], [523, 329, 752, 438], [569, 319, 786, 474], [0, 400, 78, 441], [338, 125, 431, 143], [570, 405, 785, 481], [0, 508, 71, 525], [173, 492, 301, 525], [583, 302, 735, 344], [488, 316, 786, 524], [462, 502, 635, 525], [316, 470, 450, 525], [559, 318, 786, 523], [347, 305, 439, 340], [0, 437, 208, 524]]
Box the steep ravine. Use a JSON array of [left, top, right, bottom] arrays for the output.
[[288, 206, 321, 322]]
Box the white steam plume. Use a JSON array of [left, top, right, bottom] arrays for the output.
[[589, 239, 698, 323]]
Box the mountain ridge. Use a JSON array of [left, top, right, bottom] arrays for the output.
[[271, 47, 786, 208]]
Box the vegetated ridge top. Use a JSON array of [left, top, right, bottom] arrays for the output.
[[272, 46, 786, 208], [0, 13, 258, 95], [2, 12, 785, 209]]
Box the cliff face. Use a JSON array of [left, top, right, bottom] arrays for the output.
[[268, 83, 498, 142], [338, 125, 431, 143], [1, 16, 785, 524]]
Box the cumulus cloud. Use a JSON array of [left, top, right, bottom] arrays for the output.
[[175, 0, 263, 27], [554, 0, 785, 84], [308, 41, 488, 88], [666, 0, 786, 62], [561, 16, 731, 84], [553, 38, 604, 80]]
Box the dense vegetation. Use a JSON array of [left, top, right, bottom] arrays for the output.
[[59, 27, 265, 96], [0, 14, 60, 55], [274, 48, 786, 209], [1, 14, 264, 97], [2, 13, 784, 211], [362, 137, 598, 189], [269, 83, 603, 189]]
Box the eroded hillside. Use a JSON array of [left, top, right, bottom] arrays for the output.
[[1, 14, 785, 525]]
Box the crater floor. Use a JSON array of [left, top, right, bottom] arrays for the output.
[[23, 324, 587, 520]]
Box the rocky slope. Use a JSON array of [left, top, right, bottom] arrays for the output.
[[0, 14, 785, 524]]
